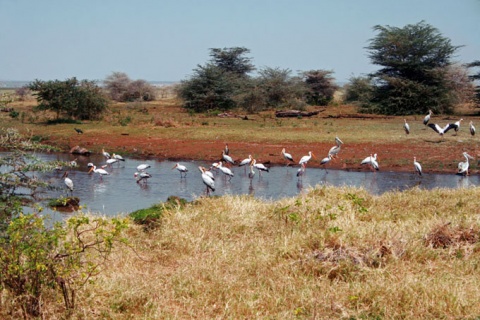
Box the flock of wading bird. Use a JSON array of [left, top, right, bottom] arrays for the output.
[[61, 109, 477, 196]]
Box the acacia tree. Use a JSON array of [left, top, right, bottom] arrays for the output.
[[365, 21, 462, 115], [178, 47, 255, 112], [467, 60, 480, 105], [104, 72, 156, 102], [209, 47, 255, 76], [29, 78, 108, 120], [301, 70, 339, 106]]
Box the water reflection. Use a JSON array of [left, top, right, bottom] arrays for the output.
[[4, 152, 480, 216]]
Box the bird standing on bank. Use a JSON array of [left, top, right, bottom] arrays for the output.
[[328, 137, 343, 158], [423, 110, 433, 125], [403, 119, 410, 135], [413, 157, 422, 176], [74, 128, 83, 134], [469, 121, 475, 136], [281, 148, 294, 165]]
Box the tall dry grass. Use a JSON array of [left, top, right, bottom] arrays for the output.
[[8, 185, 478, 319]]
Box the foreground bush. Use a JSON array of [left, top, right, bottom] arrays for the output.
[[32, 186, 479, 319]]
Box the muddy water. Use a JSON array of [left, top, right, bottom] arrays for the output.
[[15, 152, 480, 216]]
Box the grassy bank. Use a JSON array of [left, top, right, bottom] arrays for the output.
[[4, 186, 478, 318]]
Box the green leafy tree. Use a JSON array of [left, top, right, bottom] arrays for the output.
[[177, 64, 239, 112], [256, 67, 307, 109], [365, 21, 462, 115], [209, 47, 255, 76], [301, 70, 339, 106], [29, 78, 108, 120], [0, 128, 128, 317], [344, 76, 375, 108], [178, 47, 255, 112]]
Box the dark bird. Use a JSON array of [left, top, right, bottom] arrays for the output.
[[470, 121, 475, 136], [423, 110, 433, 126], [74, 128, 83, 134]]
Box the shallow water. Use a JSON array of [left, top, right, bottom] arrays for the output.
[[9, 152, 480, 217]]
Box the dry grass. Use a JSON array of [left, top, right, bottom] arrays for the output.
[[4, 186, 477, 319]]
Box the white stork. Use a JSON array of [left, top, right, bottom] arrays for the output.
[[299, 151, 315, 167], [199, 166, 215, 195], [222, 151, 235, 165], [214, 161, 234, 181], [423, 110, 433, 125], [112, 153, 125, 161], [172, 163, 188, 178], [102, 148, 111, 159], [328, 137, 343, 158], [251, 159, 269, 176], [134, 171, 152, 184], [297, 163, 306, 179], [450, 118, 463, 135], [136, 164, 151, 172], [458, 152, 474, 176], [281, 148, 294, 165], [361, 154, 379, 171], [238, 155, 253, 173], [427, 123, 456, 136], [320, 154, 333, 172], [88, 165, 109, 179], [62, 171, 74, 194], [413, 157, 422, 176], [469, 121, 475, 136], [403, 119, 410, 135]]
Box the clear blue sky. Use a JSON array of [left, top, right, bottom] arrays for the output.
[[1, 0, 479, 83]]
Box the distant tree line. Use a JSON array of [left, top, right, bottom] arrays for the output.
[[176, 47, 339, 113], [23, 22, 479, 118]]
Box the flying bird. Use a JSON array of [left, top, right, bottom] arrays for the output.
[[413, 157, 422, 176], [469, 121, 475, 136], [427, 123, 456, 136], [423, 110, 433, 125], [361, 154, 379, 171], [403, 119, 410, 135]]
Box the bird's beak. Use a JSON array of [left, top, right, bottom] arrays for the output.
[[88, 167, 93, 173], [172, 164, 177, 170], [312, 153, 317, 159]]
